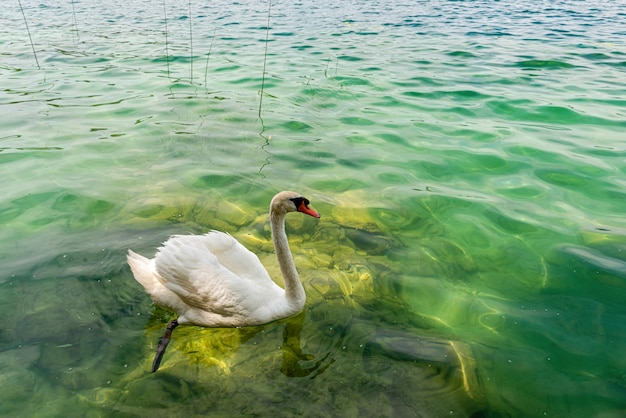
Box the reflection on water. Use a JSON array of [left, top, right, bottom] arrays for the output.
[[280, 312, 333, 378]]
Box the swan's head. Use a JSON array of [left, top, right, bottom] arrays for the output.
[[271, 191, 321, 218]]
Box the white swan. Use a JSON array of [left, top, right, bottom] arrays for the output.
[[127, 191, 320, 372]]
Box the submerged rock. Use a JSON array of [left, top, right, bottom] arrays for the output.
[[344, 227, 395, 255], [363, 327, 485, 417]]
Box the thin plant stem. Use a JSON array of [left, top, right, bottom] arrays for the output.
[[163, 0, 170, 80], [71, 0, 79, 43], [204, 28, 216, 89], [258, 0, 272, 119], [188, 0, 193, 83], [17, 0, 40, 69]]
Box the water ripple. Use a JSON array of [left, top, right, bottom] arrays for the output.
[[1, 0, 625, 416]]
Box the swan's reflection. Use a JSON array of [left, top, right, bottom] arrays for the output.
[[280, 311, 333, 378], [142, 308, 332, 377]]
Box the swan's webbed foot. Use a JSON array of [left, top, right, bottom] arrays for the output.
[[151, 319, 179, 372]]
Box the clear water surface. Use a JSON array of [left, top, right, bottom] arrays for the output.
[[1, 0, 625, 416]]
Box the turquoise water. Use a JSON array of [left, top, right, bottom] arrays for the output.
[[2, 0, 626, 416]]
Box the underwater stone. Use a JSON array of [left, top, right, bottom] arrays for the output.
[[344, 227, 395, 255], [216, 200, 255, 227]]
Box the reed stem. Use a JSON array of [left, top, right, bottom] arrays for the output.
[[163, 0, 170, 79], [188, 0, 193, 83], [258, 0, 272, 119], [17, 0, 40, 69]]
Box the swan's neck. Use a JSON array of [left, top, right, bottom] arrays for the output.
[[270, 211, 306, 311]]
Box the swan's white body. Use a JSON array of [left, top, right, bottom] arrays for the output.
[[127, 191, 320, 329], [127, 230, 302, 327]]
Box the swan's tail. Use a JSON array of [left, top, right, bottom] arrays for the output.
[[127, 249, 159, 291], [127, 250, 181, 314]]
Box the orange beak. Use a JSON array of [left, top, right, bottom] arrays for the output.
[[297, 201, 320, 218]]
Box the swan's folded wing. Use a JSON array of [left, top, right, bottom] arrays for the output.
[[162, 267, 245, 317], [153, 233, 275, 316], [199, 231, 272, 283]]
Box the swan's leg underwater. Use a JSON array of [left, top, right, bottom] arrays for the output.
[[152, 319, 179, 372]]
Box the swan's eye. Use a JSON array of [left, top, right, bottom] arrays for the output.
[[290, 196, 312, 210], [290, 196, 305, 208]]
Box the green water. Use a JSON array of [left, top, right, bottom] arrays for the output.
[[2, 0, 625, 416]]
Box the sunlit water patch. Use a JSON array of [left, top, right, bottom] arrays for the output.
[[1, 0, 626, 416]]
